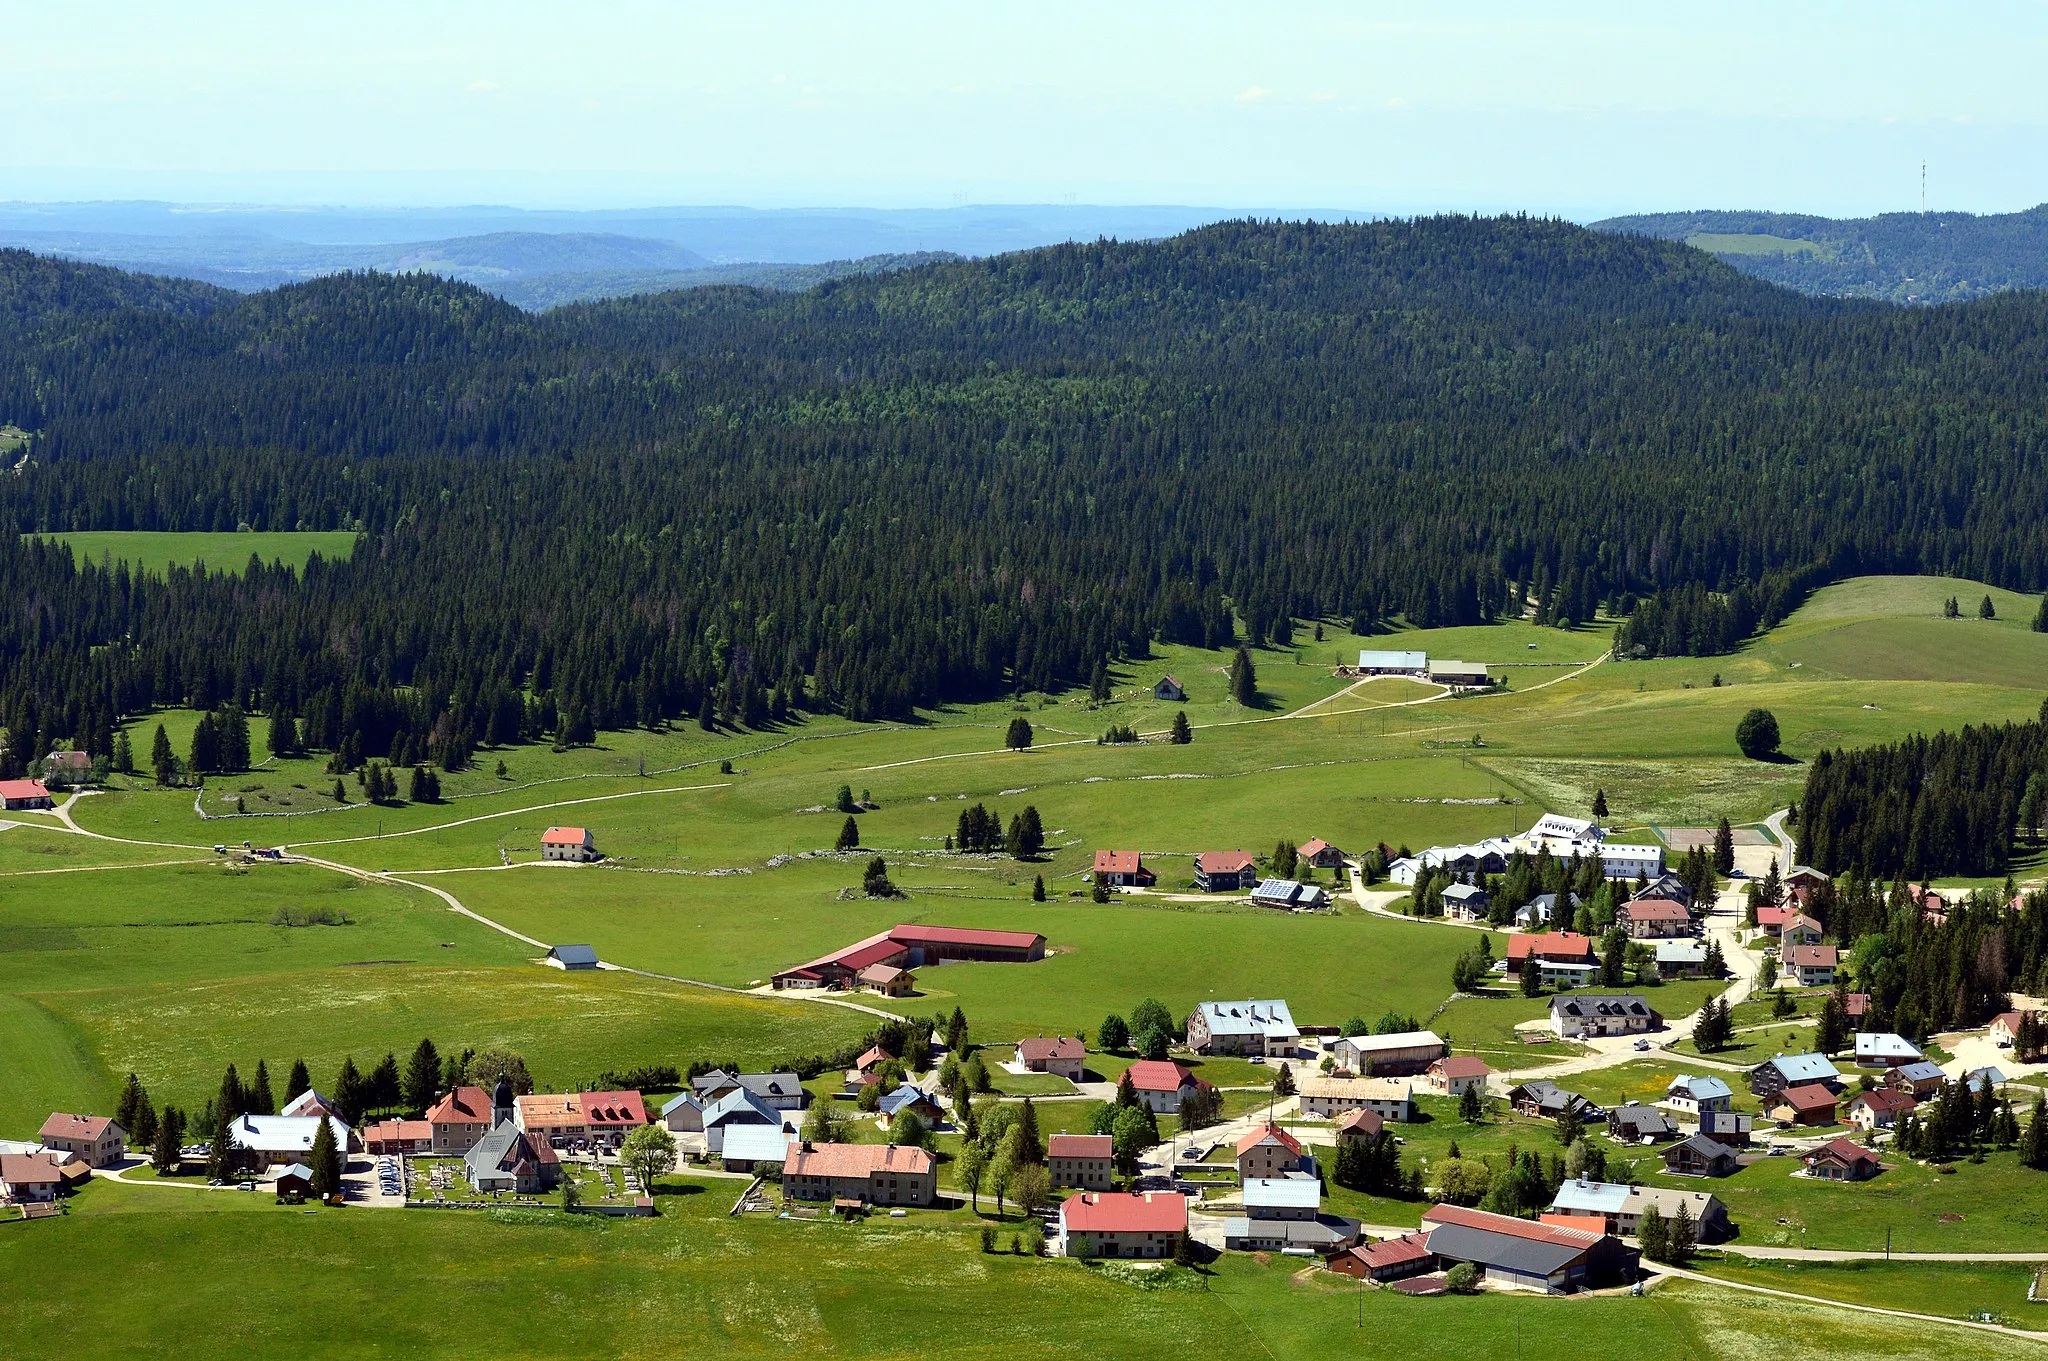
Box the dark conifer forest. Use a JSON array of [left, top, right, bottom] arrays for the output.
[[3, 216, 2048, 767]]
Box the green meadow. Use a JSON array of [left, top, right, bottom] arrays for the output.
[[29, 529, 359, 576], [0, 1178, 2033, 1361]]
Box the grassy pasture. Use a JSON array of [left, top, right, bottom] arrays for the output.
[[1693, 1258, 2037, 1323], [30, 529, 358, 576], [1686, 232, 1826, 258], [0, 1178, 2031, 1361]]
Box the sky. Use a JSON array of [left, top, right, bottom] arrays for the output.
[[5, 1, 2047, 218]]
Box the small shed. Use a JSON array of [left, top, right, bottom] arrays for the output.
[[274, 1163, 315, 1200], [545, 944, 600, 970], [1153, 676, 1186, 701]]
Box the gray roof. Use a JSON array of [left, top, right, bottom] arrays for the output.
[[1759, 1053, 1840, 1083], [548, 943, 599, 966], [1425, 1222, 1586, 1278], [1854, 1032, 1923, 1061], [1223, 1216, 1356, 1248], [659, 1091, 702, 1118], [1243, 1177, 1322, 1211], [1509, 1080, 1595, 1115], [701, 1088, 781, 1128], [719, 1125, 794, 1164], [878, 1084, 940, 1118], [1670, 1133, 1741, 1161], [1194, 1000, 1298, 1039], [1667, 1074, 1733, 1101], [1552, 994, 1654, 1020], [1609, 1103, 1673, 1136], [464, 1122, 529, 1178], [1893, 1060, 1944, 1082], [1550, 1179, 1629, 1215], [1441, 884, 1489, 904]]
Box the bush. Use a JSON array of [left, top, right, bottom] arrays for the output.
[[1445, 1262, 1482, 1294]]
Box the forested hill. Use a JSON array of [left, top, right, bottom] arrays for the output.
[[1595, 204, 2048, 303], [2, 217, 2047, 767]]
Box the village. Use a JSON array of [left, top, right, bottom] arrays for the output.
[[7, 786, 2043, 1307]]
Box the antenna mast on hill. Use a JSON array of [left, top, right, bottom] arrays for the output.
[[1921, 162, 1927, 213]]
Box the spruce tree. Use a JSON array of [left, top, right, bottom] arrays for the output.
[[1169, 710, 1192, 744], [1004, 716, 1034, 750], [1712, 817, 1734, 874], [1229, 645, 1257, 706], [206, 1105, 238, 1182], [249, 1060, 275, 1116], [1979, 594, 1996, 620], [150, 1115, 182, 1176], [403, 1039, 441, 1114], [1669, 1201, 1697, 1265], [1592, 788, 1608, 818], [112, 730, 134, 774], [286, 1058, 311, 1102], [2034, 592, 2048, 634], [116, 1072, 148, 1135], [1638, 1204, 1669, 1263], [1031, 874, 1046, 902], [151, 723, 177, 785], [836, 815, 860, 851], [1520, 957, 1543, 997], [309, 1116, 343, 1199], [2024, 1095, 2048, 1170], [216, 1064, 245, 1122], [334, 1056, 364, 1124]]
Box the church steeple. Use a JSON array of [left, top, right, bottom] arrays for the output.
[[492, 1074, 514, 1127]]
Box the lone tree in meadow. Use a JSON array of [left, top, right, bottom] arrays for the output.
[[1735, 708, 1781, 760], [2034, 592, 2048, 633], [1592, 788, 1608, 818], [1229, 645, 1258, 707], [1004, 716, 1034, 750], [836, 815, 860, 851], [1979, 594, 1997, 620], [1169, 710, 1192, 744]]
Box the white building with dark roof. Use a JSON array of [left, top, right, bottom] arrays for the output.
[[1188, 1000, 1299, 1057]]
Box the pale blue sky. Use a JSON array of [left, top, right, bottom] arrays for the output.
[[5, 1, 2046, 216]]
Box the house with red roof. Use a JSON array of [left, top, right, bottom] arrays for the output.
[[1047, 1133, 1114, 1189], [1091, 850, 1154, 888], [1780, 914, 1825, 946], [1425, 1056, 1491, 1098], [0, 1152, 66, 1204], [578, 1090, 649, 1148], [540, 826, 599, 862], [1782, 943, 1839, 988], [1235, 1123, 1313, 1180], [1124, 1060, 1206, 1114], [1755, 904, 1794, 936], [0, 778, 53, 811], [1504, 931, 1596, 976], [1328, 1231, 1436, 1283], [1014, 1036, 1086, 1080], [1768, 1082, 1839, 1126], [363, 1118, 433, 1154], [1803, 1138, 1881, 1182], [1620, 898, 1692, 939], [1057, 1190, 1188, 1259], [1297, 838, 1345, 871], [37, 1113, 125, 1167], [1334, 1108, 1385, 1144], [1846, 1088, 1916, 1131], [427, 1086, 496, 1154], [784, 1141, 935, 1207], [1420, 1203, 1637, 1294], [772, 924, 1047, 990], [1194, 850, 1258, 892]]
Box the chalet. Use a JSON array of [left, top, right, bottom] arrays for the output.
[[876, 1085, 946, 1127], [1803, 1138, 1880, 1182], [1769, 1083, 1839, 1127], [1189, 999, 1299, 1057], [1194, 851, 1258, 893], [1662, 1133, 1742, 1178], [465, 1123, 561, 1194], [718, 1124, 793, 1174], [427, 1086, 496, 1154], [772, 923, 1046, 990], [1854, 1032, 1923, 1068], [1152, 676, 1186, 701], [1549, 994, 1660, 1040], [540, 826, 599, 862], [1748, 1053, 1841, 1099], [578, 1090, 649, 1149], [0, 778, 53, 811], [545, 943, 599, 970], [1297, 1076, 1413, 1122], [1091, 851, 1154, 889], [0, 1153, 64, 1204], [784, 1142, 936, 1207], [1057, 1190, 1187, 1259], [1507, 1080, 1599, 1122], [1249, 878, 1330, 910], [1505, 931, 1597, 977], [1782, 944, 1839, 987], [1606, 1103, 1675, 1143], [1988, 1010, 2036, 1051], [1780, 914, 1825, 947], [1419, 1203, 1636, 1294], [1331, 1029, 1445, 1076], [1427, 660, 1490, 688], [859, 963, 916, 996], [1785, 866, 1831, 894], [1235, 1124, 1314, 1181], [41, 750, 92, 785], [1548, 1179, 1731, 1243], [1047, 1133, 1114, 1189], [1126, 1060, 1206, 1115], [1297, 838, 1345, 870], [1441, 883, 1491, 920], [1620, 899, 1692, 940], [1885, 1060, 1945, 1098], [1225, 1177, 1360, 1253], [1653, 938, 1709, 978], [1328, 1231, 1436, 1283], [1425, 1056, 1491, 1098], [1846, 1089, 1916, 1131], [228, 1114, 355, 1169], [1755, 905, 1795, 937], [1015, 1036, 1087, 1079], [1356, 650, 1428, 677], [1660, 1074, 1734, 1121], [363, 1119, 432, 1155], [1334, 1108, 1385, 1144], [1630, 872, 1694, 909], [37, 1113, 125, 1167]]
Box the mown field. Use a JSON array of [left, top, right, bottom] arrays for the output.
[[0, 1178, 2033, 1361], [29, 529, 359, 576]]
